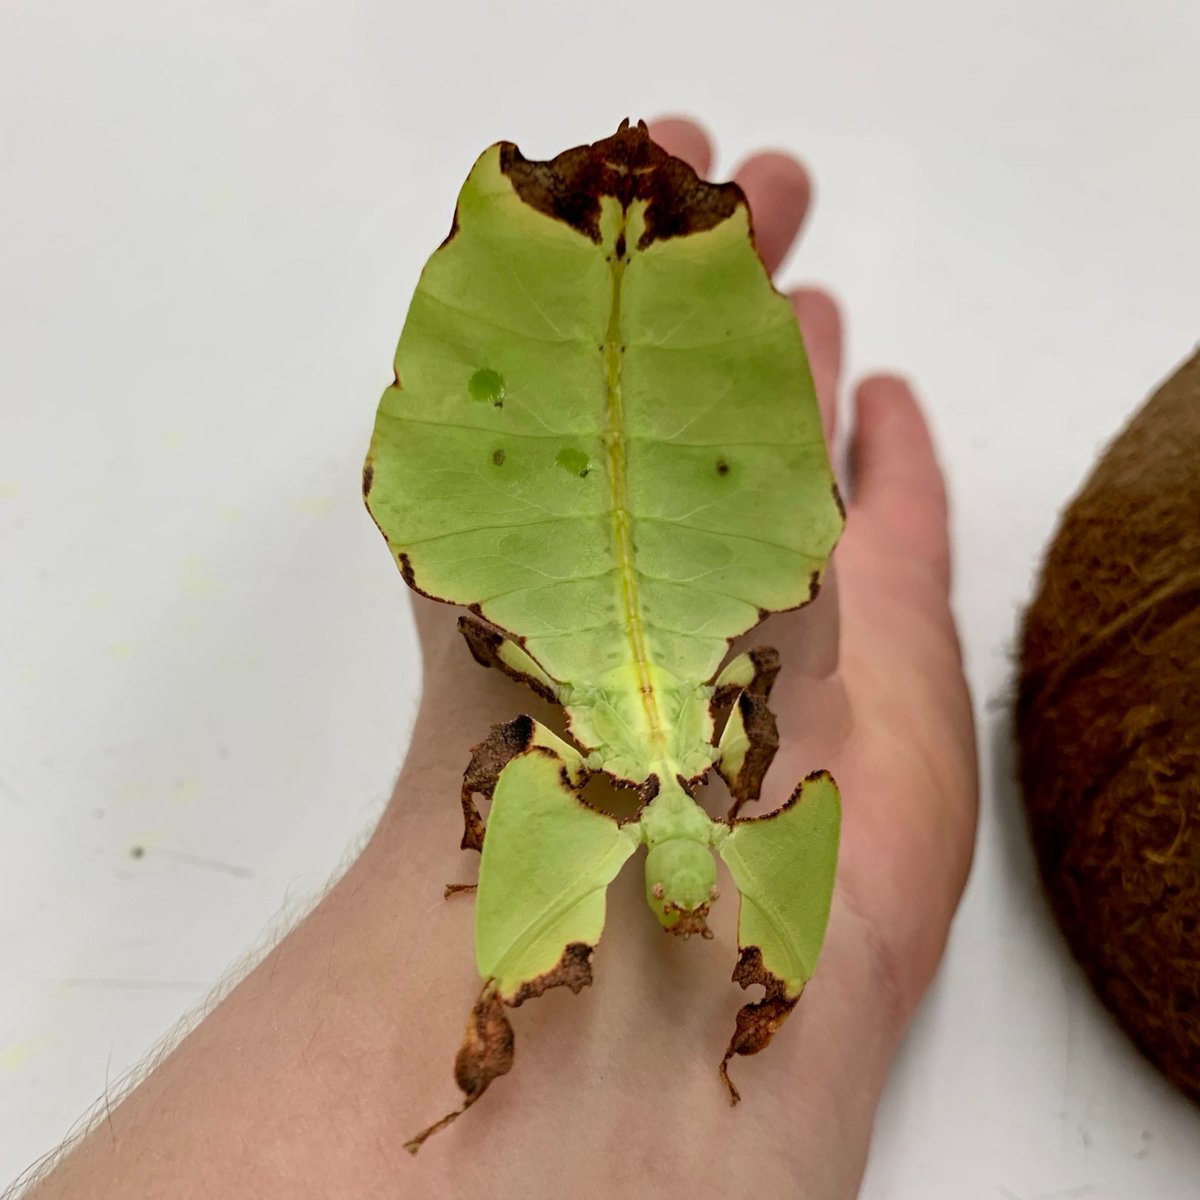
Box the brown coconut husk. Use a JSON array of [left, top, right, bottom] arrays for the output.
[[1018, 348, 1200, 1102]]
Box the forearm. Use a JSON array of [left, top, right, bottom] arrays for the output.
[[24, 624, 903, 1200]]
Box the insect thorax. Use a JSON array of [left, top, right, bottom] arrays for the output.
[[561, 661, 717, 784]]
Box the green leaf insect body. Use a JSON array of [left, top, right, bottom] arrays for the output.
[[363, 121, 845, 1152]]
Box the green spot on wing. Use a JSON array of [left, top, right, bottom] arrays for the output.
[[556, 447, 591, 477], [468, 367, 506, 405]]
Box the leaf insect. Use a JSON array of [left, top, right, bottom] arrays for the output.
[[362, 120, 844, 1152]]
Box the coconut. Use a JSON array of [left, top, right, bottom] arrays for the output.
[[1018, 348, 1200, 1102]]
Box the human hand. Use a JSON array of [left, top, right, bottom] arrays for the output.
[[26, 115, 977, 1200]]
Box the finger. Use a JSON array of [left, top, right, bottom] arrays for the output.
[[646, 116, 712, 176], [849, 375, 950, 589], [731, 151, 812, 275], [789, 287, 842, 444]]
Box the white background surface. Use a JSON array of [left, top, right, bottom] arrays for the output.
[[2, 1, 1199, 1195]]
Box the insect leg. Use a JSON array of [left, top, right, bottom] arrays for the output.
[[458, 715, 588, 852]]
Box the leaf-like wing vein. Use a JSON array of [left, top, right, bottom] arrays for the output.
[[627, 435, 823, 450], [379, 412, 597, 443], [628, 315, 795, 353], [637, 515, 826, 560], [419, 287, 587, 348], [400, 514, 596, 548]]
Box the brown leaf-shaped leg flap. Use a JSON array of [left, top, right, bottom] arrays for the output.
[[459, 715, 590, 854], [711, 647, 782, 818], [509, 941, 593, 1006], [721, 691, 781, 819], [458, 715, 537, 852], [709, 646, 780, 725], [718, 947, 801, 1105], [403, 944, 597, 1154], [457, 612, 558, 702], [403, 985, 515, 1155]]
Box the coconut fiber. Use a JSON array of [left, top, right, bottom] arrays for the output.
[[1018, 348, 1200, 1101]]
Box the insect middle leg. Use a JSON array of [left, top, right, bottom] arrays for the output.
[[456, 714, 589, 853]]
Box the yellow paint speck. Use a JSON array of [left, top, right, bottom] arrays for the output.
[[172, 779, 197, 803], [180, 557, 222, 597], [219, 651, 262, 672], [295, 495, 336, 516], [128, 825, 172, 848], [0, 1038, 50, 1070]]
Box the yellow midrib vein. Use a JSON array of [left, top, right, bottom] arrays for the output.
[[603, 213, 665, 756]]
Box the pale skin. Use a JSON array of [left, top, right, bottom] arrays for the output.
[[20, 117, 976, 1200]]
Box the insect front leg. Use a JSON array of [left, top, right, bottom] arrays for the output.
[[457, 612, 559, 703]]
